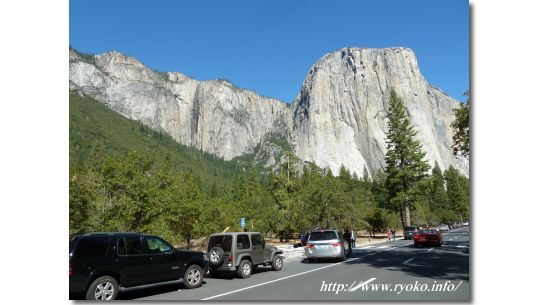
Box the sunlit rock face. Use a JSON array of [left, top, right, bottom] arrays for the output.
[[70, 47, 468, 177]]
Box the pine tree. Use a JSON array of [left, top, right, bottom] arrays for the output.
[[450, 90, 470, 158], [429, 161, 449, 211], [384, 89, 430, 228], [444, 166, 469, 221], [361, 165, 370, 182]]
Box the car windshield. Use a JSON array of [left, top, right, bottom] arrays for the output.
[[309, 231, 338, 241], [404, 226, 416, 231], [418, 230, 437, 234], [208, 235, 232, 252]]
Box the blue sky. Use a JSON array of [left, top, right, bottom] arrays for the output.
[[70, 0, 469, 103]]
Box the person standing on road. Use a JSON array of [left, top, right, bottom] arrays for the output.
[[391, 227, 396, 242], [344, 229, 352, 253], [387, 229, 392, 242], [351, 230, 356, 248]]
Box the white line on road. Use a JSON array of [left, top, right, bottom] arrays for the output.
[[202, 256, 365, 300], [377, 245, 390, 249], [403, 258, 414, 264], [360, 245, 374, 249], [202, 241, 414, 300], [427, 248, 434, 252]]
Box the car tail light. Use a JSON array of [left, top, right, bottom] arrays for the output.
[[69, 262, 72, 277], [306, 243, 314, 249], [331, 242, 342, 247], [227, 255, 233, 262]]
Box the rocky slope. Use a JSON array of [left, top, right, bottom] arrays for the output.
[[69, 47, 468, 176]]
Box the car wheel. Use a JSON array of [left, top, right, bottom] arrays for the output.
[[183, 264, 204, 289], [85, 276, 119, 300], [271, 255, 283, 271], [208, 246, 225, 267], [237, 260, 252, 279]]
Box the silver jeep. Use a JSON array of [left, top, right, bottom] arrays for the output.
[[206, 232, 284, 278]]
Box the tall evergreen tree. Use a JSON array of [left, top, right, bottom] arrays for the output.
[[384, 89, 430, 228], [444, 166, 469, 221], [450, 90, 470, 158], [429, 161, 449, 211], [361, 165, 370, 182]]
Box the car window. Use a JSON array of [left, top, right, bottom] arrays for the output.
[[309, 231, 338, 241], [236, 234, 251, 249], [208, 235, 233, 252], [117, 238, 126, 255], [251, 234, 262, 246], [404, 226, 416, 231], [122, 236, 144, 255], [144, 237, 172, 254], [73, 237, 109, 258], [338, 231, 344, 240], [418, 230, 436, 234]]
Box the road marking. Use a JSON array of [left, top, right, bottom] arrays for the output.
[[403, 258, 414, 264], [202, 241, 415, 300], [360, 245, 374, 249], [377, 245, 390, 249], [449, 239, 453, 241], [456, 244, 469, 248], [202, 256, 364, 300], [427, 248, 434, 252]]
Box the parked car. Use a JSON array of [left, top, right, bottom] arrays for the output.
[[206, 232, 284, 279], [438, 224, 450, 232], [403, 226, 418, 240], [413, 229, 444, 247], [463, 221, 469, 226], [69, 232, 208, 300], [305, 229, 350, 262]]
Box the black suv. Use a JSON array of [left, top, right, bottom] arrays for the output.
[[69, 232, 209, 300]]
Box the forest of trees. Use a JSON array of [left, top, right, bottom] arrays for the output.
[[69, 90, 469, 247]]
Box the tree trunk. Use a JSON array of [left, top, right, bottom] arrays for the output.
[[404, 201, 411, 227], [399, 206, 405, 229]]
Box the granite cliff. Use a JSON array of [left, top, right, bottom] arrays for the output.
[[69, 47, 468, 176]]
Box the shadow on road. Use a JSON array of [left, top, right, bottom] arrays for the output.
[[118, 281, 187, 300], [342, 241, 469, 281], [117, 265, 278, 299]]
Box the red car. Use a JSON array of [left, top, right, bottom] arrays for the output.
[[413, 229, 443, 247]]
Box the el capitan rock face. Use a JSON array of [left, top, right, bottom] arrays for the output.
[[69, 47, 468, 177]]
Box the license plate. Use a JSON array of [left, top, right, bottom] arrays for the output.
[[317, 245, 329, 249]]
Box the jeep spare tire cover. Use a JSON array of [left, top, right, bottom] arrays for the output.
[[209, 246, 225, 267]]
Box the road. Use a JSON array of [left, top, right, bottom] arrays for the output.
[[122, 227, 469, 301]]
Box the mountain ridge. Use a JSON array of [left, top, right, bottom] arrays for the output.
[[69, 47, 468, 177]]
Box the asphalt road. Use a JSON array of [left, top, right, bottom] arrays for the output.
[[123, 227, 470, 301]]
